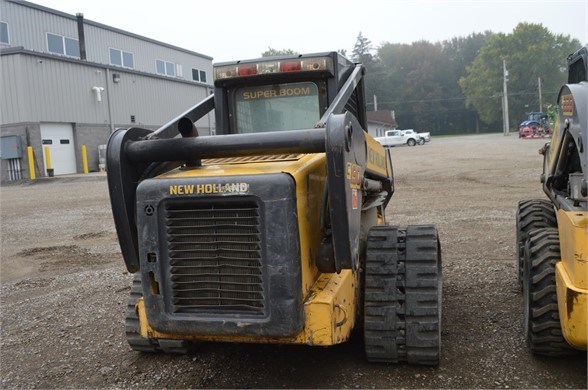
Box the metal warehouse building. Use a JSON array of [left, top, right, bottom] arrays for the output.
[[0, 0, 215, 182]]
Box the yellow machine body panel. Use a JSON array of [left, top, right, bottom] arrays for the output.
[[150, 152, 364, 344], [556, 210, 588, 289], [364, 135, 390, 178], [137, 269, 358, 346], [555, 209, 588, 349], [159, 153, 327, 297], [546, 115, 562, 172], [555, 263, 588, 349]]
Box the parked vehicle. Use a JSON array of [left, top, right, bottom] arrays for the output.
[[402, 129, 430, 144], [516, 45, 587, 356], [106, 51, 442, 365], [374, 129, 420, 147], [518, 112, 551, 139]]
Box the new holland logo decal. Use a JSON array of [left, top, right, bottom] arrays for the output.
[[169, 183, 249, 195]]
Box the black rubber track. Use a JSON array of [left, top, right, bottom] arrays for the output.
[[125, 274, 196, 354], [364, 226, 404, 363], [516, 199, 557, 288], [522, 228, 576, 356], [364, 225, 441, 365], [404, 225, 442, 366]]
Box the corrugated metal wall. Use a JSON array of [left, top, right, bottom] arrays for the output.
[[1, 0, 79, 51], [2, 54, 110, 123], [108, 65, 211, 127], [83, 24, 213, 80], [2, 53, 213, 130], [1, 0, 213, 84], [0, 53, 27, 121]]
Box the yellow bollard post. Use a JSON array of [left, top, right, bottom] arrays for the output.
[[44, 146, 54, 177], [82, 145, 89, 174], [27, 146, 36, 180]]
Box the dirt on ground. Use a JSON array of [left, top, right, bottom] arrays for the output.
[[1, 133, 586, 389]]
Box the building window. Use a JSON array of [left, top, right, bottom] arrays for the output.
[[47, 33, 62, 54], [0, 22, 9, 45], [156, 59, 176, 77], [165, 61, 175, 76], [46, 33, 80, 58], [192, 68, 207, 83], [122, 51, 134, 69], [110, 48, 134, 69]]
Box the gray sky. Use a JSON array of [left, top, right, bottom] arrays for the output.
[[32, 0, 587, 62]]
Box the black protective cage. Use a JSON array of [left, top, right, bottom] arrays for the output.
[[107, 51, 391, 275], [212, 52, 364, 134]]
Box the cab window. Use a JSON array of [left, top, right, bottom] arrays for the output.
[[234, 82, 321, 133]]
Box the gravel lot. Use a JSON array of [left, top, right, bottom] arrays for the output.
[[1, 133, 586, 389]]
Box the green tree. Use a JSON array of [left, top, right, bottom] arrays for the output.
[[261, 47, 298, 57], [367, 35, 493, 134], [440, 32, 493, 132], [459, 23, 580, 129], [352, 32, 374, 65], [375, 41, 452, 131]]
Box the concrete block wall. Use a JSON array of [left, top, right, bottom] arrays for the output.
[[72, 123, 161, 173], [73, 124, 111, 172]]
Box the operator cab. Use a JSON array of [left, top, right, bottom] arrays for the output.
[[212, 52, 363, 135]]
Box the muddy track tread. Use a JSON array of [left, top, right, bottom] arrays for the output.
[[125, 274, 194, 354], [404, 225, 442, 366], [364, 226, 405, 363], [364, 225, 441, 366], [516, 199, 557, 288], [125, 274, 162, 352], [523, 228, 576, 357]]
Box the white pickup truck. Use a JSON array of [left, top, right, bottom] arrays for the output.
[[374, 129, 421, 147], [402, 129, 431, 144]]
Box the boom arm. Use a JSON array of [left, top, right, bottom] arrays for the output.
[[106, 63, 391, 273]]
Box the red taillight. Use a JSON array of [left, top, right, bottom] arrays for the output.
[[214, 56, 333, 81], [238, 64, 257, 76], [561, 94, 574, 115], [280, 60, 302, 72]]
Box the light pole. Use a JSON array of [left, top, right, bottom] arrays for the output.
[[502, 59, 510, 136], [538, 77, 543, 111]]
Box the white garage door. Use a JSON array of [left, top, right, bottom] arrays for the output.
[[40, 123, 77, 176]]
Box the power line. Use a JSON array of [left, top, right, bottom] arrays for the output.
[[393, 108, 479, 115], [366, 90, 559, 106]]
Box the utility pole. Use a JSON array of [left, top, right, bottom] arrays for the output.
[[538, 77, 543, 111], [502, 59, 510, 135], [501, 95, 506, 134], [373, 95, 378, 111]]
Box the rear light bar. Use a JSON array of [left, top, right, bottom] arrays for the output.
[[214, 56, 333, 81]]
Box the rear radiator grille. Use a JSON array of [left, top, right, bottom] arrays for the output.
[[164, 201, 264, 315]]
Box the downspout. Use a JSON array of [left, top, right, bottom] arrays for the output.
[[105, 68, 114, 133], [76, 13, 87, 60]]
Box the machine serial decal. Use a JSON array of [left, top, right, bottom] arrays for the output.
[[346, 162, 361, 189], [169, 183, 249, 195], [351, 189, 358, 210]]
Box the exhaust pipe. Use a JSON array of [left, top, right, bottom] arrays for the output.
[[178, 117, 199, 138], [177, 117, 201, 166], [76, 13, 86, 60]]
